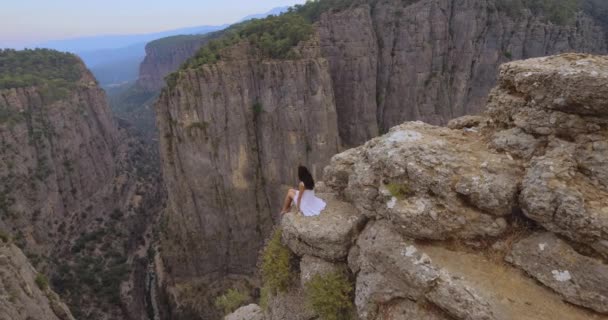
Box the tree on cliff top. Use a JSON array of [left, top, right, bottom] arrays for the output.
[[0, 49, 82, 90]]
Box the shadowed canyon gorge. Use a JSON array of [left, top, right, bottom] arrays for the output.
[[1, 0, 608, 319]]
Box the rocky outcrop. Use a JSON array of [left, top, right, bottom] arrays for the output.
[[0, 241, 74, 320], [507, 232, 608, 314], [269, 53, 608, 320], [0, 54, 164, 319]]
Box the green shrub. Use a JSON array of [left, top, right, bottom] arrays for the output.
[[259, 284, 271, 311], [35, 273, 49, 291], [214, 288, 250, 315], [261, 228, 294, 294], [0, 231, 10, 243], [386, 182, 411, 200], [0, 49, 82, 102], [252, 101, 264, 115], [504, 51, 513, 59], [304, 271, 353, 320]]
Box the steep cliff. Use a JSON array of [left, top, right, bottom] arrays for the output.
[[233, 53, 608, 320], [138, 33, 223, 92], [0, 49, 164, 320], [317, 0, 607, 146], [156, 39, 339, 318], [155, 1, 608, 318]]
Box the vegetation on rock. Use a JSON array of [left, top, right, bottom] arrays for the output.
[[261, 228, 294, 294], [385, 182, 411, 200], [0, 49, 82, 98], [214, 288, 251, 315], [304, 271, 354, 320], [35, 273, 49, 291], [0, 231, 9, 243]]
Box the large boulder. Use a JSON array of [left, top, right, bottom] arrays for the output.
[[323, 121, 520, 240], [484, 54, 608, 257], [350, 221, 497, 320], [520, 144, 608, 256], [507, 232, 608, 314], [282, 193, 366, 261]]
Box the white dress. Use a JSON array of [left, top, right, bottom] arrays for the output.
[[294, 188, 327, 216]]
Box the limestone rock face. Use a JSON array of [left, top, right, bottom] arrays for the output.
[[155, 41, 340, 318], [507, 232, 608, 314], [488, 54, 608, 256], [0, 242, 74, 320]]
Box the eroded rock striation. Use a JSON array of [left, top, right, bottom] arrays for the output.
[[266, 53, 608, 320]]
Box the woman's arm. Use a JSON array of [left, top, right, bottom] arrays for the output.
[[296, 182, 305, 211]]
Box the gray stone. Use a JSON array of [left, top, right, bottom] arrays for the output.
[[323, 122, 519, 239], [350, 221, 501, 320], [282, 193, 365, 261], [373, 299, 451, 320], [491, 127, 542, 159], [507, 232, 608, 314], [520, 144, 608, 256], [300, 255, 344, 286], [352, 221, 441, 319], [447, 115, 489, 130], [426, 272, 497, 320], [225, 304, 264, 320]]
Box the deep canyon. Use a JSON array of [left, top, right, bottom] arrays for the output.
[[1, 0, 608, 319]]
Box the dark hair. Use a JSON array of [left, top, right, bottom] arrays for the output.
[[298, 166, 315, 190]]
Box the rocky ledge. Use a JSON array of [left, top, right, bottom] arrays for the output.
[[226, 53, 608, 320]]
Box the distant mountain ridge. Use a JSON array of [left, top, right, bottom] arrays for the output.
[[33, 6, 289, 86], [36, 25, 228, 53]]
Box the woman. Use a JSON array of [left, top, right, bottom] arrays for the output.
[[280, 166, 326, 216]]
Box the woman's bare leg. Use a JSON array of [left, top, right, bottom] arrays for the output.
[[281, 189, 297, 214]]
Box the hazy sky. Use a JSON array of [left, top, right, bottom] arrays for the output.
[[0, 0, 305, 48]]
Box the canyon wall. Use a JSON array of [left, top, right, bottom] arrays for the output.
[[156, 40, 339, 319], [0, 55, 163, 320], [318, 0, 607, 146], [138, 35, 219, 92]]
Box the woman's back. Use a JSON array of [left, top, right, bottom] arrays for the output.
[[297, 189, 326, 216]]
